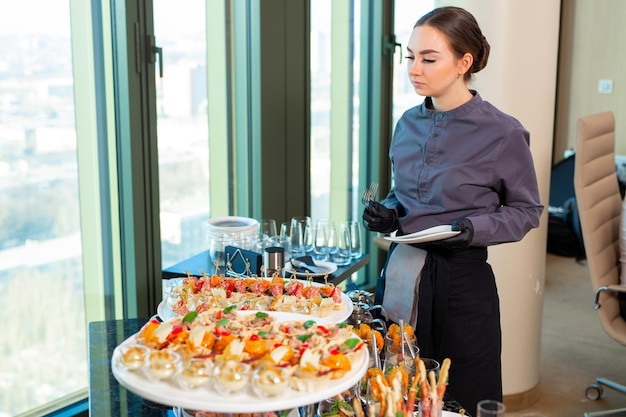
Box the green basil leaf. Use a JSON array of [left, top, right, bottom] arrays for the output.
[[343, 338, 361, 350], [255, 311, 269, 318], [303, 320, 316, 329], [297, 333, 313, 342], [182, 311, 198, 323], [223, 305, 237, 314]]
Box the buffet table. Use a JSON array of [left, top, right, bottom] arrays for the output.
[[89, 319, 469, 416], [89, 253, 470, 416], [88, 255, 369, 416]]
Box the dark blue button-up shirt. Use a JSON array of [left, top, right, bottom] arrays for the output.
[[382, 91, 543, 246]]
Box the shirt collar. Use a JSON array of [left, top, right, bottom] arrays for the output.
[[419, 90, 481, 119]]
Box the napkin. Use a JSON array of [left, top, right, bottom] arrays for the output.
[[291, 255, 319, 273], [382, 244, 427, 327]]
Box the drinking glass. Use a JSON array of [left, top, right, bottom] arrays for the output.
[[348, 219, 362, 258], [476, 400, 506, 417], [359, 379, 382, 416], [209, 235, 227, 269], [289, 221, 303, 258], [421, 357, 441, 375], [259, 218, 277, 240], [418, 401, 443, 417], [290, 216, 310, 258], [303, 223, 315, 254], [384, 343, 419, 376], [334, 222, 352, 266], [326, 221, 338, 259], [313, 221, 329, 261], [280, 222, 290, 240]]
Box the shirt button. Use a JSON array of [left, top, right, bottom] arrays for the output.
[[433, 133, 439, 137], [438, 114, 444, 119]]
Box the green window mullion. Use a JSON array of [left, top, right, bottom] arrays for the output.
[[329, 0, 352, 225], [207, 0, 231, 217], [358, 0, 389, 286], [71, 0, 108, 324], [232, 0, 255, 217]]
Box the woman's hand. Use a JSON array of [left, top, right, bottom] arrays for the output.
[[362, 201, 398, 233], [441, 218, 474, 248]]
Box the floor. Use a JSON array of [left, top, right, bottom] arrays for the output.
[[504, 254, 626, 417]]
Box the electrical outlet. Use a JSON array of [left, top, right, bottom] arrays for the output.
[[598, 79, 613, 94]]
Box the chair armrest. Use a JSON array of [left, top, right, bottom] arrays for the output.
[[593, 284, 626, 309]]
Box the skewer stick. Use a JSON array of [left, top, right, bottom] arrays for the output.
[[371, 332, 381, 369], [403, 329, 415, 359], [399, 319, 406, 360]]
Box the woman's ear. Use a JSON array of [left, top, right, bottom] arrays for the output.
[[458, 52, 473, 76]]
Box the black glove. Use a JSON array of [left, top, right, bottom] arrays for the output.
[[440, 218, 474, 248], [362, 201, 398, 233]]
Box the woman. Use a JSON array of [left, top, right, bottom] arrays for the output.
[[362, 6, 543, 413]]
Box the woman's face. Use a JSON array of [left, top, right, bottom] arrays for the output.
[[406, 25, 471, 100]]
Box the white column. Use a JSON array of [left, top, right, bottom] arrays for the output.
[[437, 0, 560, 407]]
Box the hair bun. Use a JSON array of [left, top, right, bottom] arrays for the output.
[[472, 35, 491, 73]]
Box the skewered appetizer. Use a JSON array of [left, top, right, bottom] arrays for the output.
[[115, 306, 367, 395], [165, 273, 345, 318]]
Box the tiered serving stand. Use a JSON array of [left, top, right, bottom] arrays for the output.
[[111, 275, 367, 415]]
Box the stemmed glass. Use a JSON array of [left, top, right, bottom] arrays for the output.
[[259, 218, 277, 240]]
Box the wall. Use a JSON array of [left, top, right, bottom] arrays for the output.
[[438, 0, 560, 409], [555, 0, 626, 162]]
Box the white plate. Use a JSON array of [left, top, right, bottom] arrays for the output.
[[158, 278, 353, 323], [112, 312, 369, 413], [384, 225, 460, 244], [283, 260, 338, 277]]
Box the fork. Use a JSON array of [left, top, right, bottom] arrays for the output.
[[361, 181, 379, 207]]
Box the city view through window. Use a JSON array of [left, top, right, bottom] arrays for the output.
[[0, 1, 87, 415]]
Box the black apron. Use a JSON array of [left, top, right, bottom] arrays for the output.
[[418, 247, 502, 414]]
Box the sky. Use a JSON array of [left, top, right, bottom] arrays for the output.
[[0, 0, 70, 36]]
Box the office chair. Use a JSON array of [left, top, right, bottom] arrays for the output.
[[573, 111, 626, 417]]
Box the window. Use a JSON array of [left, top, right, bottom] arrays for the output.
[[153, 0, 211, 269], [0, 1, 407, 414], [310, 0, 360, 224], [0, 1, 89, 414], [392, 1, 433, 125]]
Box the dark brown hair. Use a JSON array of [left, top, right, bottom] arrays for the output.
[[415, 6, 490, 81]]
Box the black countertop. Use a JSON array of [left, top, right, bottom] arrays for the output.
[[89, 317, 175, 417], [162, 250, 369, 288]]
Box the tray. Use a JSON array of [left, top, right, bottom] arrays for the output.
[[159, 278, 353, 323], [112, 313, 369, 413]]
